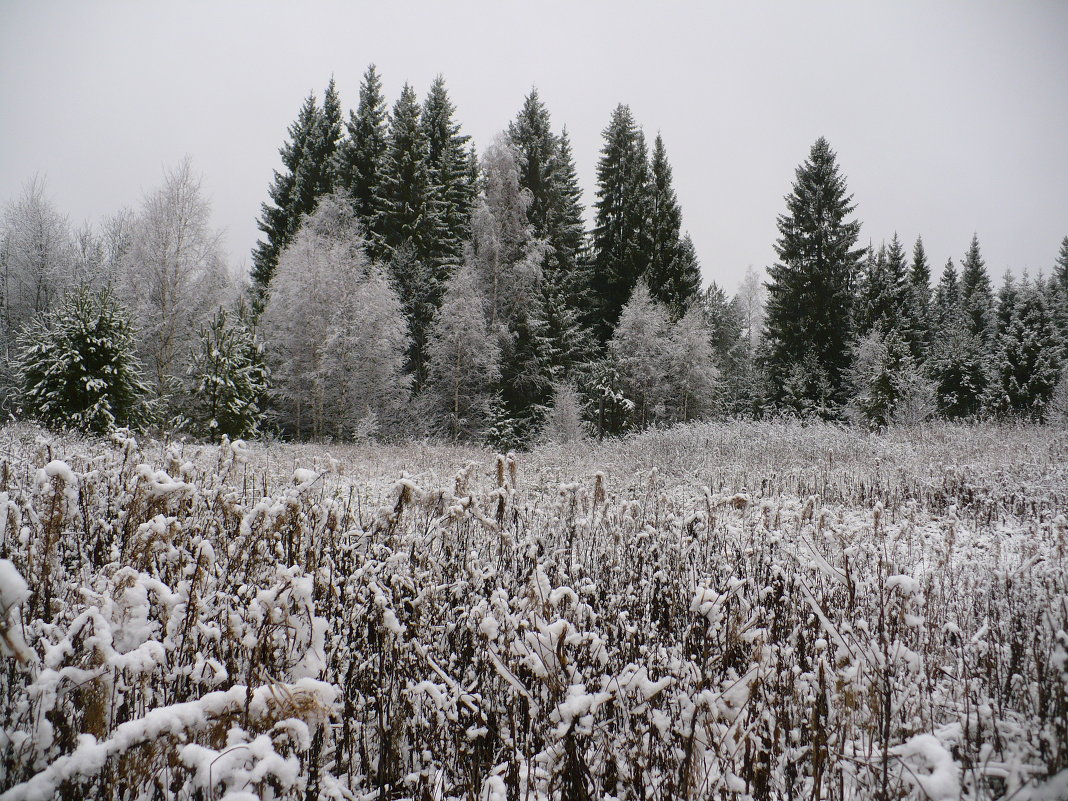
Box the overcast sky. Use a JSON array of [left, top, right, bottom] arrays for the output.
[[2, 1, 1066, 292]]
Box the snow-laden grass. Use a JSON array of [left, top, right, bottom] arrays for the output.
[[0, 421, 1066, 800]]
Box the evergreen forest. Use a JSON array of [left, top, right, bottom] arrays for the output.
[[4, 68, 1068, 445]]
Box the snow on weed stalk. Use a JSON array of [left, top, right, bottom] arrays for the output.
[[0, 421, 1065, 800]]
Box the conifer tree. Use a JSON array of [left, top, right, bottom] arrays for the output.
[[763, 138, 863, 415], [985, 280, 1063, 420], [591, 104, 653, 342], [420, 75, 474, 265], [376, 83, 448, 386], [643, 135, 701, 316], [848, 329, 932, 428], [508, 89, 558, 239], [508, 96, 591, 370], [646, 134, 683, 308], [15, 288, 150, 433], [251, 81, 342, 306], [187, 307, 268, 439], [929, 258, 985, 418], [1055, 236, 1068, 293], [960, 234, 994, 345], [908, 236, 932, 357], [334, 65, 389, 253], [855, 235, 909, 339]]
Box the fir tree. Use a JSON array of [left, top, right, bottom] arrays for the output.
[[591, 104, 653, 342], [985, 279, 1063, 420], [763, 138, 863, 415], [1055, 236, 1068, 293], [848, 329, 932, 428], [508, 97, 591, 368], [420, 75, 474, 265], [908, 236, 932, 357], [376, 83, 449, 386], [507, 89, 558, 239], [15, 287, 150, 433], [643, 135, 700, 316], [959, 233, 994, 345], [187, 307, 268, 439], [855, 235, 909, 339], [333, 65, 389, 253], [928, 265, 987, 421], [251, 81, 342, 306]]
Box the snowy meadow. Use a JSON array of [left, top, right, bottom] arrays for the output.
[[0, 421, 1066, 800]]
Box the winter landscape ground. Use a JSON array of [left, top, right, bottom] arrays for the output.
[[0, 421, 1066, 801]]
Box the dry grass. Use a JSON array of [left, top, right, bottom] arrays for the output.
[[0, 420, 1065, 800]]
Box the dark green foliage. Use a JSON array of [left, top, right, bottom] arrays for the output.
[[494, 301, 556, 445], [375, 84, 443, 263], [985, 280, 1063, 420], [849, 329, 933, 428], [420, 75, 475, 266], [591, 104, 653, 342], [645, 135, 701, 316], [187, 307, 268, 439], [333, 65, 390, 255], [376, 84, 450, 387], [508, 95, 592, 370], [251, 81, 343, 307], [908, 236, 932, 356], [763, 138, 863, 415], [1055, 235, 1068, 293], [959, 234, 994, 345], [15, 288, 150, 433]]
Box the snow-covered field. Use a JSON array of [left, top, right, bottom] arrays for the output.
[[0, 421, 1066, 800]]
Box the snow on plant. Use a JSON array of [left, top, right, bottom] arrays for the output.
[[0, 420, 1065, 800]]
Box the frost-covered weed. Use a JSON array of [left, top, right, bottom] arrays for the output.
[[0, 421, 1065, 800]]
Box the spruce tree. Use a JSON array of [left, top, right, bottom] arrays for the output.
[[15, 288, 150, 433], [251, 80, 342, 306], [644, 135, 700, 315], [855, 235, 909, 340], [1055, 236, 1068, 293], [420, 75, 474, 265], [763, 137, 863, 415], [591, 104, 653, 342], [986, 280, 1063, 420], [508, 97, 591, 371], [508, 89, 558, 239], [334, 65, 389, 254], [251, 92, 319, 304], [187, 307, 268, 439], [908, 236, 932, 357], [960, 234, 994, 345], [929, 258, 985, 418], [376, 83, 443, 262], [376, 83, 448, 386]]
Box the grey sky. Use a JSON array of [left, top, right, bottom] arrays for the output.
[[2, 0, 1066, 292]]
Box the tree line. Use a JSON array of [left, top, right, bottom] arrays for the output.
[[3, 68, 1067, 442]]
